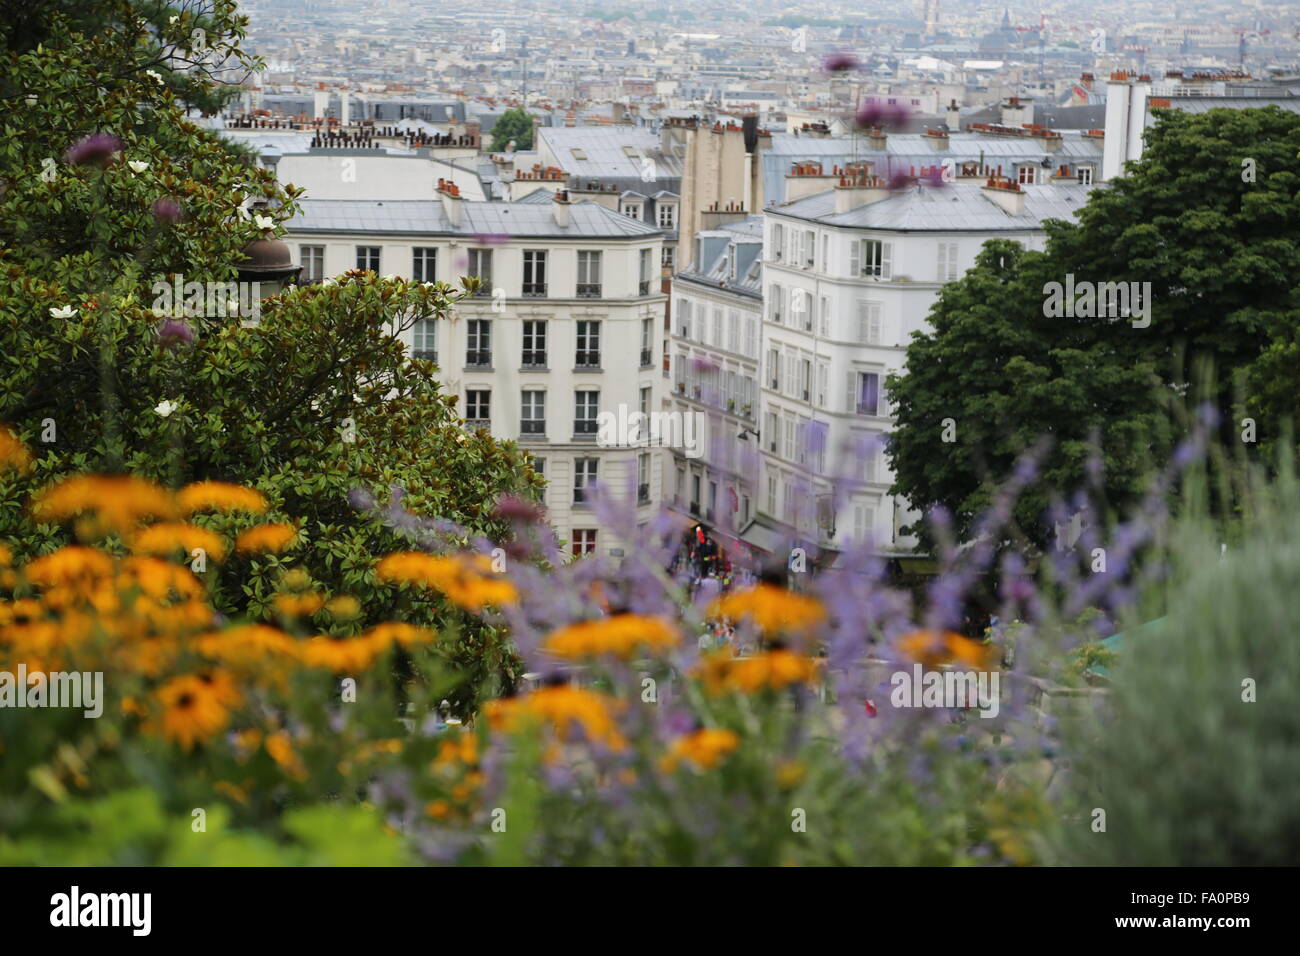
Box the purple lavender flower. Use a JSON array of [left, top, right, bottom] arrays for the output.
[[65, 133, 122, 167], [493, 493, 545, 524]]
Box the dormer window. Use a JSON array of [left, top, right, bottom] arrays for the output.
[[657, 203, 676, 228], [1017, 164, 1037, 185], [1078, 166, 1094, 186]]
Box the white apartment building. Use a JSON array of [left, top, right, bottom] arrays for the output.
[[666, 218, 764, 542], [287, 186, 668, 558], [747, 163, 1098, 564]]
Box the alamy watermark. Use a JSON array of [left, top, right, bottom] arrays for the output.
[[0, 665, 103, 718], [1042, 274, 1151, 328], [889, 663, 1000, 718], [597, 405, 703, 459]]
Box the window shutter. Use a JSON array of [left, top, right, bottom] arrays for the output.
[[849, 239, 860, 277], [880, 243, 893, 279], [937, 243, 949, 281], [845, 370, 858, 413]]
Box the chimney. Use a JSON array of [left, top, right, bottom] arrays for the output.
[[1102, 73, 1132, 181], [552, 188, 571, 228], [783, 161, 837, 202], [981, 175, 1025, 216], [1000, 95, 1032, 129], [946, 99, 961, 131], [925, 127, 949, 150], [866, 128, 887, 150], [341, 90, 351, 128], [834, 163, 890, 214], [437, 178, 462, 227]]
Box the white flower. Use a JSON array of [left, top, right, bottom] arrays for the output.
[[253, 214, 274, 230], [128, 160, 149, 174], [155, 400, 177, 418], [382, 273, 399, 281], [322, 277, 337, 287], [24, 95, 36, 107], [169, 15, 178, 24], [49, 305, 77, 319], [145, 70, 164, 85]]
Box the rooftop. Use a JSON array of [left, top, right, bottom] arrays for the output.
[[290, 198, 663, 238]]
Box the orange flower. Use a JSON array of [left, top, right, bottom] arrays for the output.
[[235, 522, 297, 554], [299, 635, 381, 673], [273, 591, 325, 617], [376, 552, 516, 610], [265, 731, 307, 780], [0, 426, 33, 474], [709, 584, 825, 636], [364, 622, 435, 650], [485, 686, 625, 750], [895, 629, 995, 670], [660, 728, 740, 772], [31, 474, 176, 534], [697, 648, 820, 695], [194, 624, 297, 666], [131, 521, 227, 562], [154, 674, 230, 751], [178, 481, 268, 516], [542, 614, 679, 660]]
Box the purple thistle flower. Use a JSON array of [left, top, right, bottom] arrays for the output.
[[152, 197, 183, 224], [822, 51, 859, 72], [156, 317, 193, 349], [65, 133, 122, 167]]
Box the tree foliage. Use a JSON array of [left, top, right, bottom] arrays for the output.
[[888, 106, 1300, 548], [489, 107, 534, 152]]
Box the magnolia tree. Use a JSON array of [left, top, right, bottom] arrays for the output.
[[0, 1, 541, 705]]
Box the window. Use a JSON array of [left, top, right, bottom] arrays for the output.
[[522, 250, 547, 297], [791, 289, 811, 330], [1017, 165, 1036, 185], [771, 224, 784, 261], [356, 246, 380, 272], [640, 318, 653, 367], [412, 319, 437, 362], [468, 248, 492, 295], [784, 352, 797, 398], [662, 245, 676, 270], [766, 473, 777, 515], [572, 529, 597, 556], [640, 386, 651, 416], [529, 456, 545, 478], [690, 474, 701, 514], [937, 242, 959, 282], [819, 295, 830, 336], [727, 310, 739, 353], [657, 204, 675, 228], [799, 358, 811, 401], [639, 248, 652, 296], [783, 412, 797, 461], [821, 234, 829, 271], [573, 458, 598, 504], [857, 301, 883, 345], [848, 370, 882, 415], [574, 390, 600, 436], [677, 298, 692, 338], [521, 389, 546, 436], [676, 466, 685, 503], [765, 409, 780, 453], [803, 230, 816, 269], [744, 314, 757, 357], [766, 347, 780, 390], [521, 319, 547, 367], [577, 251, 602, 297], [853, 503, 876, 543], [783, 480, 797, 522], [711, 307, 723, 347], [300, 245, 325, 283], [850, 239, 892, 279], [575, 320, 601, 368], [817, 361, 829, 406], [637, 452, 650, 504], [1078, 166, 1093, 186], [771, 285, 784, 324], [466, 319, 491, 367], [413, 247, 437, 282], [465, 389, 490, 427]]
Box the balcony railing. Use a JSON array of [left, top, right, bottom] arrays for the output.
[[465, 418, 490, 431], [576, 283, 602, 298], [470, 282, 493, 297], [466, 350, 492, 368], [573, 419, 599, 437], [637, 483, 650, 504], [575, 350, 601, 368], [412, 349, 438, 363], [639, 348, 652, 367], [688, 501, 700, 516], [856, 402, 879, 416], [522, 283, 547, 297], [521, 350, 547, 368], [520, 419, 546, 435], [638, 280, 651, 296]]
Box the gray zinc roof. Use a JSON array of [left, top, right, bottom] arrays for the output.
[[290, 198, 663, 238], [770, 182, 1098, 232]]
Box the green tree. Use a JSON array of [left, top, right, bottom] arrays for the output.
[[489, 107, 534, 152], [887, 106, 1300, 548], [0, 0, 540, 707]]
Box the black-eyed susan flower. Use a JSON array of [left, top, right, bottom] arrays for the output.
[[709, 584, 825, 636], [541, 614, 679, 660], [177, 481, 268, 516], [660, 728, 740, 773], [130, 521, 227, 562], [376, 552, 516, 611], [0, 426, 33, 474], [895, 629, 995, 671], [484, 685, 625, 750], [154, 674, 231, 750], [235, 522, 297, 555], [31, 474, 177, 535], [696, 648, 820, 695]]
